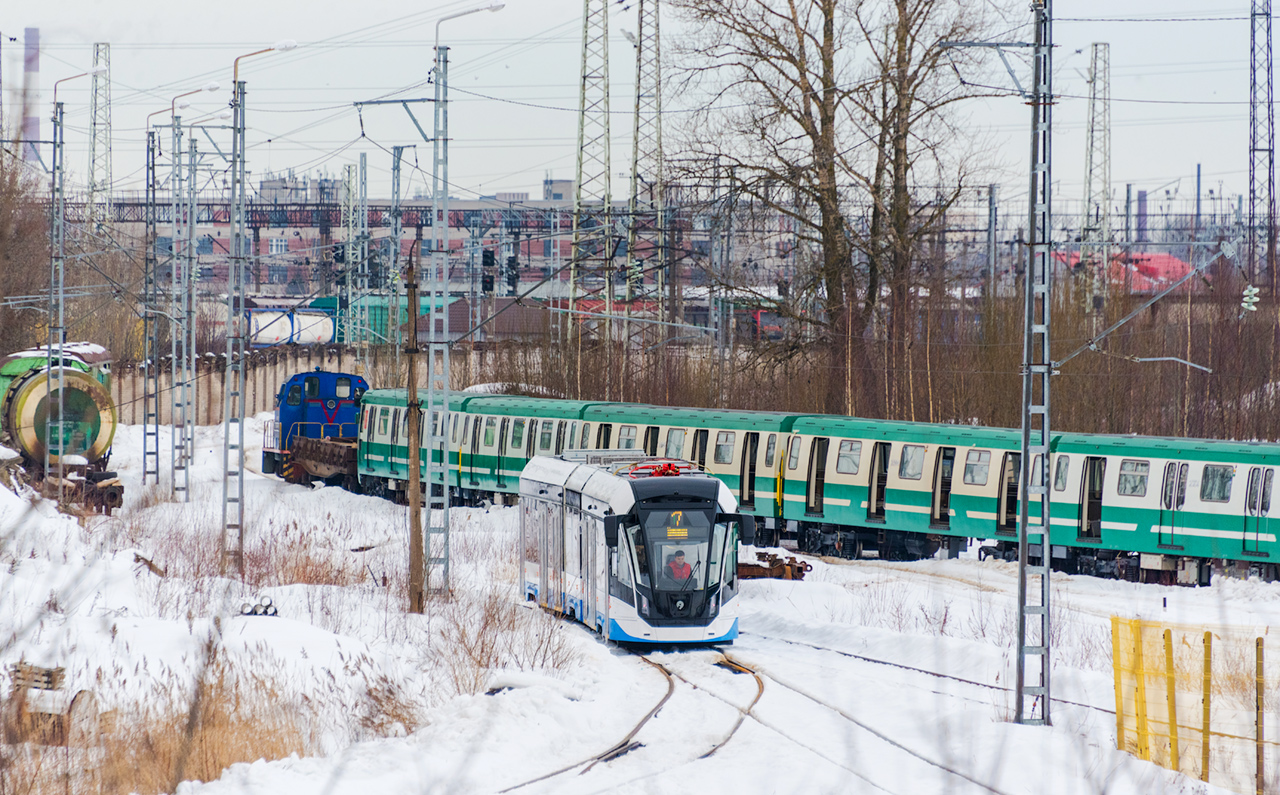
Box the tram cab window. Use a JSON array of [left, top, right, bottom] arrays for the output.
[[305, 376, 320, 399], [764, 434, 777, 468], [714, 432, 735, 464], [666, 429, 686, 458], [286, 385, 302, 406], [627, 522, 651, 587], [963, 450, 990, 486], [836, 440, 862, 474], [787, 437, 802, 470], [335, 377, 352, 399]]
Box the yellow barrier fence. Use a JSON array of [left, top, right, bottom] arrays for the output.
[[1112, 617, 1278, 794]]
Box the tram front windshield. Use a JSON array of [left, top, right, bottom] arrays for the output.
[[632, 506, 720, 592]]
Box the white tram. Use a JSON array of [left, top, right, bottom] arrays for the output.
[[520, 451, 755, 644]]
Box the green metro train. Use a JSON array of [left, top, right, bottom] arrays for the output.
[[273, 383, 1280, 585]]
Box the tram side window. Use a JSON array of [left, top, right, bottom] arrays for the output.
[[511, 419, 525, 449], [714, 431, 735, 464], [286, 385, 301, 406], [787, 437, 802, 470], [484, 417, 496, 447], [666, 429, 686, 458], [1118, 459, 1150, 497], [619, 425, 638, 449], [963, 450, 991, 486], [899, 445, 925, 480], [1054, 455, 1070, 491], [378, 408, 389, 437], [764, 434, 777, 467], [1200, 464, 1235, 503], [836, 440, 861, 474], [305, 376, 319, 399], [335, 377, 352, 399]]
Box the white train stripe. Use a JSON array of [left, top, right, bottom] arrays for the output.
[[1100, 521, 1138, 532], [967, 511, 998, 520], [1148, 525, 1277, 543], [887, 503, 931, 514]]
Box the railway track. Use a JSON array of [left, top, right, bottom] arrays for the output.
[[498, 650, 762, 793]]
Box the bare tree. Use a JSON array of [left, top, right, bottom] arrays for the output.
[[0, 151, 50, 354], [669, 0, 1005, 415]]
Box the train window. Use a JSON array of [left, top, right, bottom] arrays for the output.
[[451, 414, 460, 443], [1200, 465, 1234, 503], [899, 445, 925, 480], [1265, 470, 1275, 514], [305, 376, 319, 399], [569, 421, 579, 449], [963, 450, 991, 486], [484, 417, 496, 447], [764, 434, 777, 468], [581, 423, 592, 448], [286, 385, 301, 406], [335, 377, 352, 399], [1118, 459, 1150, 497], [540, 422, 554, 450], [787, 437, 802, 470], [619, 426, 638, 449], [714, 432, 735, 464], [1054, 456, 1070, 491], [836, 440, 861, 474], [511, 419, 525, 449], [665, 429, 686, 458], [378, 408, 389, 437], [461, 416, 471, 446], [1031, 454, 1043, 487]]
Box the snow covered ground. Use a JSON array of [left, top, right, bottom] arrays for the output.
[[1, 416, 1276, 794]]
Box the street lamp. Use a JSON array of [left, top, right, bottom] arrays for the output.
[[46, 62, 107, 498], [222, 39, 294, 575]]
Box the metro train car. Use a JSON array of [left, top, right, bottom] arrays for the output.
[[272, 377, 1280, 584], [520, 451, 754, 644]]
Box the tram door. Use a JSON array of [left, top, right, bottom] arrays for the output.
[[805, 437, 829, 515], [496, 419, 510, 488], [693, 430, 710, 469], [867, 442, 890, 521], [1159, 462, 1189, 547], [740, 432, 760, 508], [997, 453, 1021, 534], [1245, 467, 1273, 555], [932, 447, 956, 527]]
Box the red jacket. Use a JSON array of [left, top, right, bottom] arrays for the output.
[[668, 560, 692, 580]]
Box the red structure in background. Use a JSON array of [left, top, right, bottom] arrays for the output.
[[1057, 251, 1198, 294]]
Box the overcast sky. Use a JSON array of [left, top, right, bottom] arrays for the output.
[[1, 0, 1265, 219]]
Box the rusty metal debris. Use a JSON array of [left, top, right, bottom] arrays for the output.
[[737, 551, 812, 581]]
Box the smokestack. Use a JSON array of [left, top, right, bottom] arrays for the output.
[[22, 27, 38, 162]]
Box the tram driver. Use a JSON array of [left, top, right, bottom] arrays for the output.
[[666, 549, 692, 581]]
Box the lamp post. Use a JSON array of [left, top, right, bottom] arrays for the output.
[[222, 39, 295, 575], [45, 64, 106, 500]]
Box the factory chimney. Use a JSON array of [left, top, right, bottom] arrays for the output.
[[22, 27, 38, 162]]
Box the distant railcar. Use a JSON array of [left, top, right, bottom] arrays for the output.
[[261, 369, 368, 485]]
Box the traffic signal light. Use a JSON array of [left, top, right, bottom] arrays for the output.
[[482, 271, 495, 293], [482, 249, 496, 269], [506, 256, 519, 295]]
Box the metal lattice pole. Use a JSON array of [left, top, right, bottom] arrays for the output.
[[571, 0, 612, 399], [391, 146, 407, 370], [87, 44, 111, 234], [45, 101, 67, 497], [624, 0, 664, 403], [221, 80, 248, 575], [357, 152, 370, 368], [142, 129, 161, 488], [426, 44, 453, 596], [179, 133, 198, 501], [1249, 0, 1276, 288], [1079, 42, 1111, 317], [1016, 0, 1053, 727], [169, 116, 189, 499]]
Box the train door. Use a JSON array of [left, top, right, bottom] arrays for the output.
[[523, 420, 535, 460], [1245, 467, 1273, 556], [467, 416, 482, 486], [596, 424, 613, 448], [932, 447, 956, 527], [643, 426, 659, 456], [740, 432, 760, 508], [1159, 462, 1189, 547], [547, 499, 564, 613], [805, 437, 829, 516], [389, 409, 402, 475], [555, 421, 567, 454], [867, 442, 890, 521], [998, 452, 1021, 534], [535, 499, 550, 608], [496, 418, 510, 488], [693, 429, 710, 469], [1078, 457, 1106, 539]]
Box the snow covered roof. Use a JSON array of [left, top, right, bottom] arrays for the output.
[[5, 342, 112, 366]]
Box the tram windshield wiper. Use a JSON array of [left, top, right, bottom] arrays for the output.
[[679, 560, 701, 591]]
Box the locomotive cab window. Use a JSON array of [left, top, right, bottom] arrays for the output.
[[335, 377, 352, 399], [286, 385, 301, 407], [305, 376, 319, 399]]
